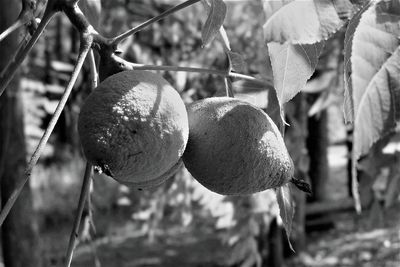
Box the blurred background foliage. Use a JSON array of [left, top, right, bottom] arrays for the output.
[[9, 0, 400, 266]]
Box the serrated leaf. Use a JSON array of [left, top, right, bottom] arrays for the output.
[[352, 1, 400, 162], [268, 41, 324, 105], [276, 184, 295, 251], [353, 47, 400, 161], [351, 1, 400, 119], [350, 0, 400, 213], [202, 0, 227, 47], [264, 0, 353, 44], [78, 0, 101, 30]]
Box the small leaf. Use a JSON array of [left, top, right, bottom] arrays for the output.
[[308, 90, 333, 117], [227, 51, 246, 73], [268, 42, 324, 105], [78, 0, 102, 30], [217, 25, 231, 50], [343, 5, 366, 123], [202, 0, 227, 47], [276, 184, 295, 251], [264, 0, 353, 44], [303, 70, 336, 93]]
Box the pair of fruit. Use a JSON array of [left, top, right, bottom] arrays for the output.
[[78, 70, 294, 195]]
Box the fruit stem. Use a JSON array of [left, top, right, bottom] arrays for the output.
[[290, 177, 312, 195], [64, 162, 93, 267], [110, 0, 201, 45], [0, 7, 56, 98], [0, 35, 92, 227]]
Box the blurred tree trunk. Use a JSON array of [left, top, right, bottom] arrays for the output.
[[265, 93, 309, 267], [267, 218, 284, 267], [306, 99, 329, 202], [0, 0, 41, 266], [285, 93, 308, 251]]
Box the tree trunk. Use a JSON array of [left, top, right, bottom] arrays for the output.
[[0, 0, 41, 266], [306, 100, 329, 202], [267, 218, 284, 267], [286, 93, 308, 251], [265, 93, 309, 266]]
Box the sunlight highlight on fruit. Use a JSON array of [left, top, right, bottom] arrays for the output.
[[78, 70, 189, 189], [183, 97, 294, 195]]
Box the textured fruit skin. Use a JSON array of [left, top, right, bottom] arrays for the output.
[[183, 97, 294, 195], [78, 70, 189, 188]]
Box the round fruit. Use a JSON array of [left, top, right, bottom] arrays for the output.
[[182, 97, 294, 195], [78, 70, 189, 189]]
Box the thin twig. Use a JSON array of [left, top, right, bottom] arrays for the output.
[[64, 162, 93, 267], [0, 10, 56, 98], [0, 19, 25, 43], [111, 0, 201, 45], [0, 0, 37, 42], [201, 0, 235, 97], [0, 36, 92, 227], [86, 48, 100, 267], [352, 154, 362, 213], [88, 49, 98, 89], [129, 63, 269, 84], [86, 48, 97, 228]]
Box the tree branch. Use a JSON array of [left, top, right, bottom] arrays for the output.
[[0, 8, 56, 98], [0, 19, 25, 43], [0, 34, 92, 226], [64, 162, 93, 267], [111, 0, 201, 45]]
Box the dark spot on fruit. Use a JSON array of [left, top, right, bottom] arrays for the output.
[[129, 151, 143, 159]]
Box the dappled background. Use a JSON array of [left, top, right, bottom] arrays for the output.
[[0, 0, 399, 267]]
